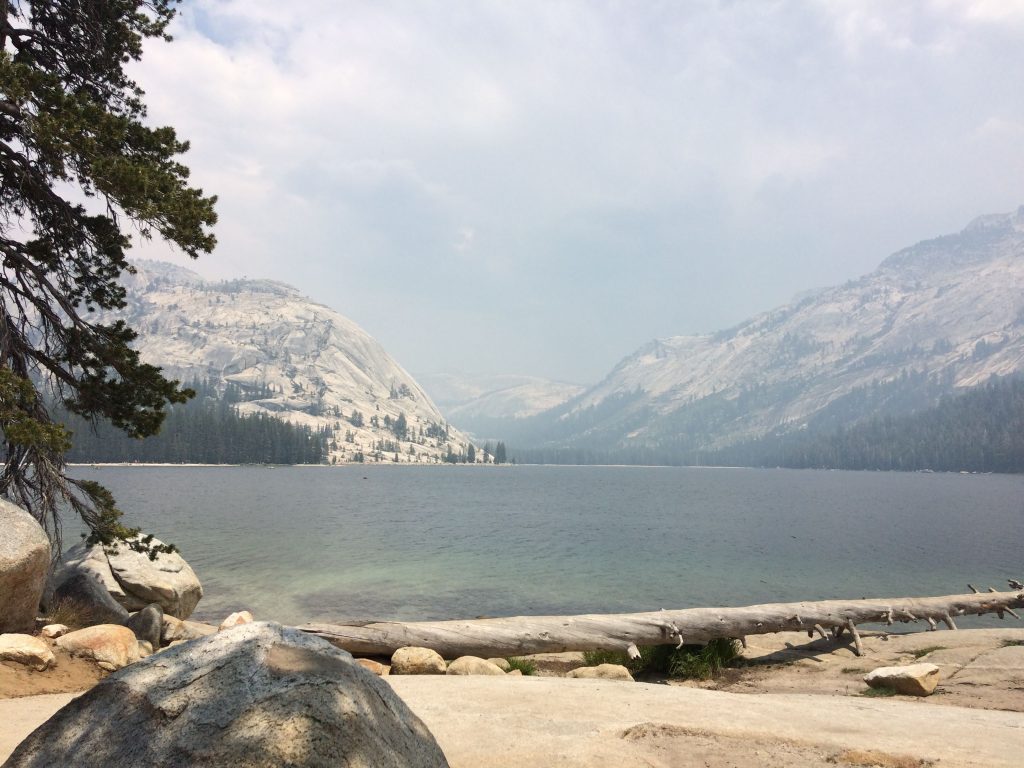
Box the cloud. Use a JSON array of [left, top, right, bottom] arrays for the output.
[[127, 1, 1024, 382]]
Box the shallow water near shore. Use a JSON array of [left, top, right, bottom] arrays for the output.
[[72, 465, 1024, 627]]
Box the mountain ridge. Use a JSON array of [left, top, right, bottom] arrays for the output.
[[117, 261, 474, 464], [514, 206, 1024, 454]]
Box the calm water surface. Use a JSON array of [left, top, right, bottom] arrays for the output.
[[73, 465, 1024, 627]]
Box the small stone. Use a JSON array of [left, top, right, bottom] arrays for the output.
[[506, 669, 523, 676], [40, 624, 69, 639], [355, 658, 390, 676], [487, 657, 512, 672], [138, 641, 154, 657], [161, 615, 217, 645], [447, 656, 506, 676], [390, 646, 446, 675], [0, 633, 55, 671], [126, 604, 163, 649], [864, 663, 940, 696], [218, 611, 254, 631], [56, 625, 141, 671], [566, 663, 634, 682]]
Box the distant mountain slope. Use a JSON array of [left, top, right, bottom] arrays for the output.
[[520, 207, 1024, 453], [116, 261, 473, 463]]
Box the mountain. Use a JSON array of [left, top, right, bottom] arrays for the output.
[[417, 373, 585, 439], [116, 261, 473, 463], [516, 206, 1024, 456]]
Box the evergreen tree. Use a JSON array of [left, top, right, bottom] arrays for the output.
[[0, 1, 217, 550], [467, 443, 476, 463], [494, 441, 507, 464]]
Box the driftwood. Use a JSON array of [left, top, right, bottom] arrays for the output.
[[303, 584, 1024, 658]]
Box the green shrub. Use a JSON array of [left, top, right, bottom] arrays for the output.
[[581, 638, 741, 680], [506, 657, 537, 675]]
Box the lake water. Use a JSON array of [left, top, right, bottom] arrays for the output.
[[72, 465, 1024, 628]]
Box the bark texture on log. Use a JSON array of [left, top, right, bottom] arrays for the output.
[[302, 589, 1024, 659]]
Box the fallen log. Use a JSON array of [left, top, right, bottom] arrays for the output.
[[303, 585, 1024, 659]]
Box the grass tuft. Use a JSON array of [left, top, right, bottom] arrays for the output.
[[861, 685, 899, 698], [45, 598, 100, 630], [506, 657, 537, 675], [1000, 639, 1024, 647], [910, 646, 946, 659]]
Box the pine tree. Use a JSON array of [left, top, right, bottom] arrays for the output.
[[0, 1, 217, 550]]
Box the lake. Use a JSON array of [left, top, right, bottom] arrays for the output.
[[72, 465, 1024, 628]]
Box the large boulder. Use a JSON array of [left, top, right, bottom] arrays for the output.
[[0, 499, 51, 634], [6, 622, 449, 768], [52, 535, 202, 619]]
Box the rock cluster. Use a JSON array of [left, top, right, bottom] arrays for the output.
[[5, 622, 450, 768]]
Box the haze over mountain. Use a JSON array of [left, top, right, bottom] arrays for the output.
[[505, 207, 1024, 457], [416, 373, 585, 439], [117, 262, 474, 464]]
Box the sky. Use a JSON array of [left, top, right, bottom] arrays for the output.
[[129, 0, 1024, 385]]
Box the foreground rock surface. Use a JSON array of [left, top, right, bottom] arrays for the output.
[[0, 500, 51, 634], [864, 663, 940, 696], [6, 622, 448, 768]]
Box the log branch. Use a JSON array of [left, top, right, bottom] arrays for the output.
[[302, 588, 1024, 659]]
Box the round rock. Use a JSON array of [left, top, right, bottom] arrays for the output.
[[566, 663, 635, 682], [446, 656, 506, 676], [56, 624, 142, 671], [391, 646, 447, 675]]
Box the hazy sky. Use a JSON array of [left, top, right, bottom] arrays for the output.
[[130, 1, 1024, 384]]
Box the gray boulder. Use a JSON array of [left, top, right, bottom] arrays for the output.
[[52, 535, 202, 619], [52, 573, 129, 626], [5, 621, 449, 768], [0, 499, 51, 634], [126, 604, 163, 649]]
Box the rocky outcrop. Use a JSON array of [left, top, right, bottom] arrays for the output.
[[0, 634, 55, 671], [566, 664, 634, 682], [391, 647, 447, 675], [864, 663, 940, 696], [0, 499, 51, 634], [55, 625, 143, 671], [6, 622, 449, 767], [52, 536, 202, 620], [446, 656, 506, 676]]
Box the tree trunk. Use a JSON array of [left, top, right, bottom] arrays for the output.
[[302, 587, 1024, 658]]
